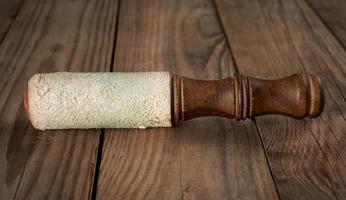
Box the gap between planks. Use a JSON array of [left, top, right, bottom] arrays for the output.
[[213, 0, 346, 199], [0, 0, 120, 198], [95, 0, 279, 199], [0, 0, 25, 46], [210, 0, 282, 198], [90, 0, 122, 199]]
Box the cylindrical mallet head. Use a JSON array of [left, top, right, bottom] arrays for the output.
[[24, 72, 324, 130], [25, 72, 172, 130]]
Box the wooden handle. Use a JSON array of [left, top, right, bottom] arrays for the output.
[[172, 74, 324, 124]]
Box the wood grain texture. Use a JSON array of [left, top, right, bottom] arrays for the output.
[[306, 0, 346, 48], [214, 0, 346, 199], [0, 0, 119, 199], [175, 74, 323, 121], [96, 0, 279, 199], [0, 0, 23, 41]]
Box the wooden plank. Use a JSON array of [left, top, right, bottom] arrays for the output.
[[214, 0, 346, 199], [0, 0, 23, 41], [96, 0, 279, 199], [306, 0, 346, 48], [0, 0, 119, 199]]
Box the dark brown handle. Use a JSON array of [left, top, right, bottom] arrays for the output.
[[172, 74, 324, 124]]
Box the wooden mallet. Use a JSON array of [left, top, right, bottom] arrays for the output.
[[24, 72, 323, 130]]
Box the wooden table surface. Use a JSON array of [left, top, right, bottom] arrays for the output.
[[0, 0, 345, 199]]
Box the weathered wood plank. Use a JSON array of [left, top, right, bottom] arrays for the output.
[[306, 0, 346, 48], [0, 0, 23, 41], [214, 0, 346, 199], [96, 0, 279, 199], [0, 0, 119, 199]]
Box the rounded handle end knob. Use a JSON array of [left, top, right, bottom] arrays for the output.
[[306, 74, 324, 118]]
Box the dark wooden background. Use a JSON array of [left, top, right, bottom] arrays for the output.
[[0, 0, 345, 199]]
